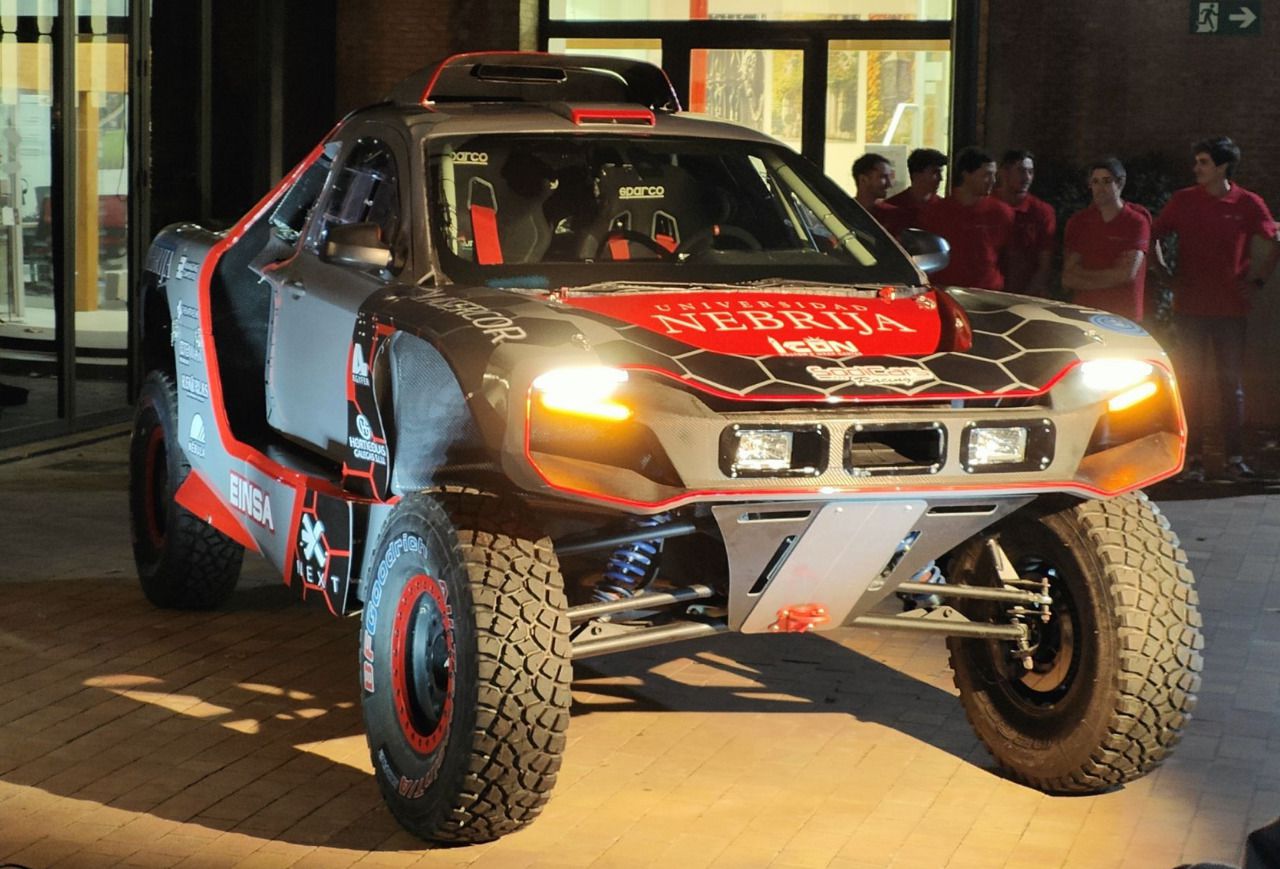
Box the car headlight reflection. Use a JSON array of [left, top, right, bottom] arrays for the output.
[[532, 367, 631, 421]]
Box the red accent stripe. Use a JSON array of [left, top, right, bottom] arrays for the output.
[[520, 359, 1185, 510], [174, 470, 261, 552], [471, 204, 503, 265], [187, 132, 382, 566]]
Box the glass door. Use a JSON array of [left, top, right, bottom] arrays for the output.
[[73, 0, 130, 417], [0, 2, 58, 430], [0, 0, 135, 443]]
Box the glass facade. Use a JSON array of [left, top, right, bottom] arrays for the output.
[[0, 0, 133, 443], [548, 0, 951, 22], [825, 39, 951, 198], [541, 0, 957, 179]]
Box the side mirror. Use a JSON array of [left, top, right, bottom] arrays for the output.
[[323, 222, 393, 269], [899, 228, 950, 275]]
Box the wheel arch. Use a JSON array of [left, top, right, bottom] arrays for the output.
[[377, 331, 497, 496], [139, 277, 175, 380]]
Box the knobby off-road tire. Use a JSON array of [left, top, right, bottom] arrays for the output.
[[128, 371, 243, 609], [360, 489, 571, 844], [946, 492, 1203, 793]]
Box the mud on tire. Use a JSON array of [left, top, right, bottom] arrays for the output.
[[946, 492, 1203, 793], [129, 371, 243, 609], [360, 489, 571, 844]]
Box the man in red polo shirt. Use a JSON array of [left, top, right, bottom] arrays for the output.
[[1152, 136, 1280, 481], [852, 152, 909, 238], [918, 147, 1014, 291], [1062, 157, 1151, 320], [996, 149, 1057, 296], [886, 147, 947, 230]]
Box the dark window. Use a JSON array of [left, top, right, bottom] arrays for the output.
[[310, 137, 403, 271]]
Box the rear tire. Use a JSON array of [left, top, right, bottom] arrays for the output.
[[947, 493, 1202, 793], [360, 489, 571, 844], [128, 371, 243, 609]]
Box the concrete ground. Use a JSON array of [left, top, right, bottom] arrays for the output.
[[1, 429, 1277, 868]]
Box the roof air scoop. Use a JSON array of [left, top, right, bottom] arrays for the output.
[[390, 51, 682, 114]]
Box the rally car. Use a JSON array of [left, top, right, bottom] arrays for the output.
[[130, 52, 1201, 844]]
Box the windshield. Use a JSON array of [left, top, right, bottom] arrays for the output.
[[425, 134, 921, 288]]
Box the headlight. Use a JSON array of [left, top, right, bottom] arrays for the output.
[[532, 367, 631, 421], [1079, 359, 1157, 412]]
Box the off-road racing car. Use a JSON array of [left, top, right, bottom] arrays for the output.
[[130, 52, 1202, 844]]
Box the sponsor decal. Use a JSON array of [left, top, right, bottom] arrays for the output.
[[618, 185, 665, 200], [915, 295, 937, 310], [229, 471, 275, 532], [364, 532, 423, 638], [652, 308, 917, 337], [351, 345, 371, 387], [1090, 313, 1148, 337], [805, 364, 935, 386], [174, 299, 200, 327], [362, 632, 375, 692], [768, 335, 860, 357], [294, 512, 334, 592], [187, 413, 207, 458], [453, 151, 488, 165], [177, 334, 203, 367], [561, 292, 942, 358], [349, 413, 388, 466], [180, 373, 210, 401], [175, 255, 200, 282], [415, 288, 527, 344]]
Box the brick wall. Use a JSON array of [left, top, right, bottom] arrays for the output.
[[984, 0, 1280, 205], [985, 0, 1280, 433], [334, 0, 524, 114]]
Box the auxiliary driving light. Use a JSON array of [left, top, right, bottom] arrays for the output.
[[532, 367, 631, 421], [966, 426, 1028, 466], [719, 425, 828, 478], [733, 429, 794, 473]]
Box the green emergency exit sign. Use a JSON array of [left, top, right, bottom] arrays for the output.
[[1190, 1, 1261, 35]]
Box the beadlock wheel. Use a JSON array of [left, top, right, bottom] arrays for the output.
[[947, 493, 1203, 794], [360, 490, 571, 844]]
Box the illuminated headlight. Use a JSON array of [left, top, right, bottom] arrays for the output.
[[966, 426, 1028, 466], [532, 367, 631, 421], [1080, 359, 1157, 411], [733, 429, 794, 473]]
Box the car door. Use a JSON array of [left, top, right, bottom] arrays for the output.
[[264, 130, 412, 460]]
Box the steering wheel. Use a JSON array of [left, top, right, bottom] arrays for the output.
[[596, 230, 674, 261], [676, 224, 763, 257]]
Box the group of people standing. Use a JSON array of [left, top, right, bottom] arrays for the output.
[[853, 137, 1280, 482]]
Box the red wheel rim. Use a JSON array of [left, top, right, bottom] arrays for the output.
[[142, 425, 167, 548], [390, 573, 455, 754]]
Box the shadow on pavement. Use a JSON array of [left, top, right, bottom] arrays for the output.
[[1, 570, 1002, 851]]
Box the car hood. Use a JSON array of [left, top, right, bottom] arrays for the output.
[[372, 282, 1165, 402]]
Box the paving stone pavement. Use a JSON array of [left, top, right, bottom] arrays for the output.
[[1, 430, 1278, 868]]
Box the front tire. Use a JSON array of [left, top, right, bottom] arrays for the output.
[[360, 490, 571, 844], [128, 371, 243, 609], [947, 493, 1202, 793]]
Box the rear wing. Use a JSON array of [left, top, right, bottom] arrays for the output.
[[389, 51, 682, 114]]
